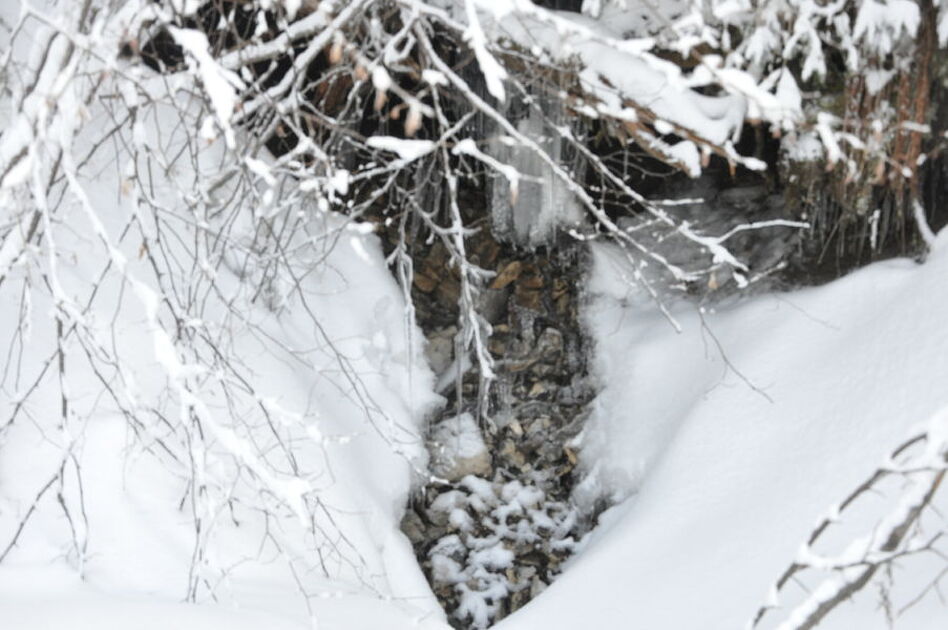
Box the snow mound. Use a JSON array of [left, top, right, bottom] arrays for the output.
[[429, 412, 492, 481], [498, 229, 948, 629]]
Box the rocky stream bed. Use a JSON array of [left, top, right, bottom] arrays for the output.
[[378, 212, 597, 628]]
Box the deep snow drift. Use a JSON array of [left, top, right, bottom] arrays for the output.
[[0, 203, 452, 629], [0, 6, 448, 623], [497, 231, 948, 630], [1, 2, 947, 627], [4, 201, 947, 630]]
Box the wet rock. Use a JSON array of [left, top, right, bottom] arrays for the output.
[[414, 271, 438, 293], [718, 184, 768, 209], [514, 285, 543, 310], [519, 269, 544, 289], [436, 275, 461, 309], [381, 202, 597, 628], [471, 235, 501, 269]]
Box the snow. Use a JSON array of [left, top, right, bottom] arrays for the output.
[[169, 27, 245, 148], [429, 412, 491, 481], [497, 229, 948, 629], [432, 413, 488, 461], [784, 130, 824, 162], [366, 136, 437, 162], [492, 10, 748, 147], [0, 222, 449, 626], [853, 0, 921, 55], [3, 2, 948, 629], [0, 11, 448, 627], [466, 0, 508, 101]]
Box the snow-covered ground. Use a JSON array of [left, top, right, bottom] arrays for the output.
[[0, 190, 451, 627], [2, 2, 947, 629], [0, 5, 448, 624], [5, 184, 946, 630], [497, 232, 948, 629]]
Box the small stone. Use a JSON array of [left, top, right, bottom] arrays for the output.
[[555, 293, 571, 316], [436, 276, 461, 307], [514, 287, 543, 310], [530, 577, 547, 598], [535, 328, 564, 360], [528, 381, 550, 398], [401, 509, 427, 545], [552, 278, 568, 300], [488, 337, 507, 355], [517, 566, 537, 582], [507, 358, 538, 373], [478, 288, 509, 323], [499, 439, 527, 468], [520, 273, 544, 290], [508, 419, 524, 436], [490, 260, 523, 289], [413, 272, 438, 293]]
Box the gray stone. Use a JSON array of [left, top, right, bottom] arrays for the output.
[[478, 287, 510, 324], [535, 328, 564, 360], [401, 509, 427, 545], [424, 326, 457, 376]]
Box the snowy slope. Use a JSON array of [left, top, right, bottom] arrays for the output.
[[498, 231, 948, 629], [0, 163, 448, 629], [3, 3, 947, 629], [0, 211, 449, 628], [0, 3, 449, 626]]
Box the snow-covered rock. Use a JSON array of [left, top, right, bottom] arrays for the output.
[[429, 413, 492, 481]]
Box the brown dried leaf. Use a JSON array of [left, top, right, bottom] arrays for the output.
[[374, 89, 388, 112], [404, 106, 422, 137], [328, 42, 344, 65]]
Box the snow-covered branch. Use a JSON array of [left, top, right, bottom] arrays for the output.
[[752, 407, 948, 629]]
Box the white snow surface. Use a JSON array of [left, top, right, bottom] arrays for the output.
[[0, 214, 448, 626], [4, 2, 948, 629], [0, 6, 447, 625], [366, 135, 438, 162], [0, 175, 447, 630], [497, 230, 948, 629]]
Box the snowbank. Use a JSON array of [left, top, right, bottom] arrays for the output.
[[498, 230, 948, 629], [0, 5, 448, 624], [0, 215, 448, 628]]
